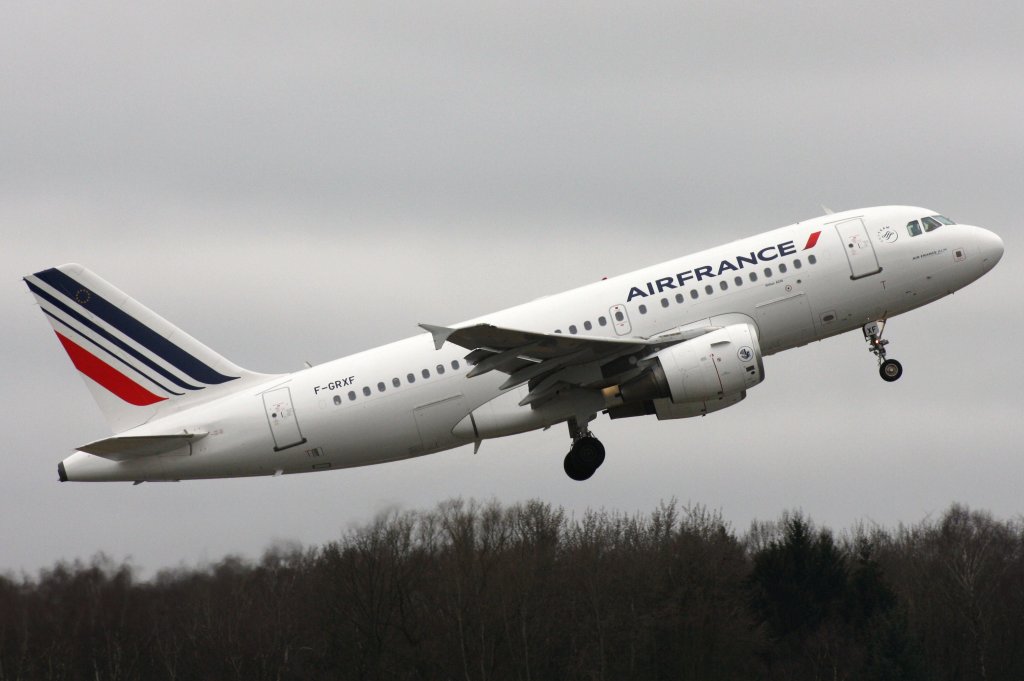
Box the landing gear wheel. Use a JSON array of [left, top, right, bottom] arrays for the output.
[[864, 321, 902, 383], [563, 436, 606, 481], [879, 359, 903, 382], [563, 451, 594, 481], [574, 436, 605, 470]]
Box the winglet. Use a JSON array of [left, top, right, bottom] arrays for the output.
[[821, 204, 835, 215], [419, 324, 456, 350]]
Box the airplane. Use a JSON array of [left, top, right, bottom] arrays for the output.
[[24, 206, 1003, 483]]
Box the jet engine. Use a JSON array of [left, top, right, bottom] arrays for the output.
[[606, 323, 764, 419]]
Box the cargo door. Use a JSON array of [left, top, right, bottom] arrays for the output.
[[755, 293, 815, 353], [414, 394, 468, 453]]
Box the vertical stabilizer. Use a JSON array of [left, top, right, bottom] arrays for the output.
[[24, 263, 277, 432]]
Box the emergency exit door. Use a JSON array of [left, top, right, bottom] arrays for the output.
[[609, 304, 631, 335], [835, 218, 882, 279], [263, 387, 307, 451]]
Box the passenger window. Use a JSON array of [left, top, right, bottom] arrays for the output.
[[675, 293, 684, 303], [333, 395, 342, 405], [569, 324, 578, 334], [764, 267, 773, 278], [718, 281, 727, 291], [749, 272, 758, 282], [362, 386, 371, 397], [808, 254, 817, 265], [922, 216, 942, 232], [407, 373, 415, 383], [734, 276, 743, 286], [392, 377, 400, 388], [615, 311, 624, 322], [638, 305, 647, 314], [451, 360, 460, 370], [584, 320, 592, 330], [598, 316, 607, 326], [690, 289, 699, 299], [422, 368, 430, 379], [779, 263, 788, 273], [348, 390, 356, 401], [793, 259, 802, 269], [704, 285, 713, 295], [377, 382, 386, 393], [436, 364, 445, 375], [907, 220, 922, 237], [661, 298, 669, 308]]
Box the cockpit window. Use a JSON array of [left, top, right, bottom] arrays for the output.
[[922, 216, 943, 232], [907, 220, 922, 237], [934, 215, 955, 225]]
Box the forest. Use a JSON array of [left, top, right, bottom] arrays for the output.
[[1, 499, 1021, 681]]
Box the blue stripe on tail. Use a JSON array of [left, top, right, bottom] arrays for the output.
[[34, 268, 238, 386], [26, 280, 204, 392]]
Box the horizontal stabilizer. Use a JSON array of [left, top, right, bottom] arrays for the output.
[[77, 433, 207, 461]]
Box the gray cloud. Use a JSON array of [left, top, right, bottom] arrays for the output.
[[2, 2, 1020, 576]]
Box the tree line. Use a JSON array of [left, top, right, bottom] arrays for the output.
[[1, 499, 1022, 680]]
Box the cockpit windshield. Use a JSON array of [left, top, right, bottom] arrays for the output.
[[906, 215, 955, 237]]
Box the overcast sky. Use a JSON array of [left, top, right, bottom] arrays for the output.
[[2, 2, 1021, 577]]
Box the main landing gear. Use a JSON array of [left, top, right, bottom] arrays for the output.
[[864, 321, 903, 382], [563, 416, 606, 481]]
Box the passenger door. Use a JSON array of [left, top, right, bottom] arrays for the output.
[[263, 387, 307, 451], [835, 218, 882, 279]]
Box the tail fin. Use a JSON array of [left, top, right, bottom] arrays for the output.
[[24, 263, 277, 433]]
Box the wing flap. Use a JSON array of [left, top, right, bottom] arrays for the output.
[[76, 433, 207, 461], [423, 322, 666, 406], [439, 323, 642, 360]]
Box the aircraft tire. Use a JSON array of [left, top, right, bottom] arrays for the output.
[[880, 359, 903, 382], [574, 436, 606, 470], [564, 451, 595, 481], [563, 437, 605, 481]]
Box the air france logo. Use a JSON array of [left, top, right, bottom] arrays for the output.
[[877, 226, 898, 244], [624, 232, 821, 302]]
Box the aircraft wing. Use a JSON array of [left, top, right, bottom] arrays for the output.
[[420, 323, 690, 406]]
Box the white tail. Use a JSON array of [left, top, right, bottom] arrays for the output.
[[24, 263, 277, 433]]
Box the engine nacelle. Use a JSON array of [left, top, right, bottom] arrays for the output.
[[651, 391, 746, 420], [612, 323, 764, 407], [606, 390, 747, 421], [654, 323, 764, 403]]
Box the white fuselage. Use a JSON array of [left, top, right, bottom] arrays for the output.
[[60, 206, 1003, 481]]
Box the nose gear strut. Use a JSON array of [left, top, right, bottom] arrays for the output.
[[864, 320, 903, 382]]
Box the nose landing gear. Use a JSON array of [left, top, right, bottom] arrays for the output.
[[563, 416, 606, 481], [864, 321, 903, 382]]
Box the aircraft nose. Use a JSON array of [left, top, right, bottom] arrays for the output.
[[976, 227, 1004, 270]]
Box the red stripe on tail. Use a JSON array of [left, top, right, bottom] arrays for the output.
[[55, 332, 166, 406], [803, 231, 821, 250]]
